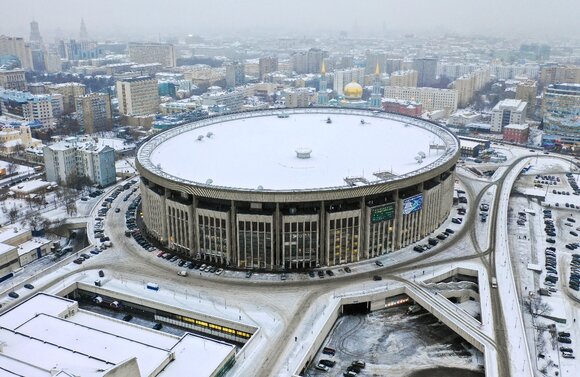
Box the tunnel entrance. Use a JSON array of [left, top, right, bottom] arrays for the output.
[[342, 302, 370, 315]]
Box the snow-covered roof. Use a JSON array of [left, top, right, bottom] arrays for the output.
[[0, 226, 30, 244], [10, 179, 51, 194], [460, 140, 481, 149], [158, 334, 235, 377], [17, 237, 52, 256], [0, 242, 16, 257], [144, 110, 456, 191]]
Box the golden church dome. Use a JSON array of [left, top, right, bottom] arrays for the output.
[[343, 81, 363, 99]]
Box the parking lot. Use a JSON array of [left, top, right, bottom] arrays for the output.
[[305, 306, 483, 377]]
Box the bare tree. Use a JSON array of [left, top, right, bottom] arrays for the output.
[[524, 295, 552, 317], [8, 206, 19, 224], [7, 161, 18, 176]]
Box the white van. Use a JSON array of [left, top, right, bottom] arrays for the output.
[[177, 270, 188, 277], [146, 282, 159, 291]]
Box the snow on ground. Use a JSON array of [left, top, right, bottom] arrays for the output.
[[97, 137, 136, 152], [116, 157, 137, 176]]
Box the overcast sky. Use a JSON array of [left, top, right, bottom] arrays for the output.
[[1, 0, 579, 41]]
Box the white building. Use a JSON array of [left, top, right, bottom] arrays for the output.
[[383, 86, 458, 115], [43, 137, 116, 187], [490, 99, 527, 133], [128, 42, 176, 68]]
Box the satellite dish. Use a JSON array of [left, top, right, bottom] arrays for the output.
[[205, 179, 213, 185], [418, 151, 426, 158], [257, 185, 263, 190]]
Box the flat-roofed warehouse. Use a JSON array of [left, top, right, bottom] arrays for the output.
[[136, 108, 460, 271]]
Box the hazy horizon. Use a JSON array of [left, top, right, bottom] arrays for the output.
[[1, 0, 579, 42]]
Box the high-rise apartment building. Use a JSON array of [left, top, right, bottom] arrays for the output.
[[116, 76, 160, 116], [76, 93, 112, 134], [490, 99, 527, 133], [284, 88, 316, 108], [291, 48, 326, 74], [259, 57, 278, 80], [413, 57, 438, 87], [540, 65, 580, 86], [46, 82, 86, 114], [365, 51, 387, 75], [542, 83, 580, 147], [128, 42, 176, 68], [0, 69, 27, 91], [225, 61, 245, 89], [0, 89, 62, 126], [383, 86, 458, 115], [515, 80, 537, 117], [44, 138, 116, 187], [389, 70, 418, 87], [452, 67, 491, 108], [0, 36, 32, 70]]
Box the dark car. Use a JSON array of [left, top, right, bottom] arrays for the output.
[[153, 323, 163, 330], [8, 291, 19, 299], [99, 270, 105, 277], [373, 275, 382, 281], [123, 314, 133, 322], [445, 228, 455, 234], [318, 270, 325, 278], [308, 271, 315, 278], [558, 337, 572, 344], [546, 238, 556, 244], [375, 260, 383, 267], [344, 266, 352, 273], [326, 270, 334, 276], [319, 359, 336, 367], [24, 283, 34, 289]]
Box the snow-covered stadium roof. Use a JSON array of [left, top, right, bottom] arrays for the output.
[[139, 109, 459, 191]]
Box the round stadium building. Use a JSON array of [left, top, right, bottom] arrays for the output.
[[136, 108, 460, 271]]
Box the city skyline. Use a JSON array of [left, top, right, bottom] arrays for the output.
[[0, 0, 578, 41]]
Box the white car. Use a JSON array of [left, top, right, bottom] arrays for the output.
[[177, 270, 188, 277], [315, 364, 329, 372], [215, 268, 224, 275]]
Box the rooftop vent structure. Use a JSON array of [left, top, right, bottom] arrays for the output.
[[197, 135, 204, 141], [295, 148, 312, 159]]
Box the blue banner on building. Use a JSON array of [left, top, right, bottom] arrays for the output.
[[402, 194, 423, 215]]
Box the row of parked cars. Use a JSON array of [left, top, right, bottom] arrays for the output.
[[81, 189, 105, 201], [156, 252, 224, 275], [542, 246, 559, 295], [569, 254, 580, 291], [314, 348, 365, 376], [557, 329, 575, 359], [565, 172, 580, 195], [73, 249, 102, 265]]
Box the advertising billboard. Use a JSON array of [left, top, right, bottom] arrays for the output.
[[370, 203, 395, 223], [402, 194, 423, 215]]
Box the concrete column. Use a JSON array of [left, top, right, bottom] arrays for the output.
[[394, 190, 402, 249], [161, 188, 168, 245], [191, 196, 198, 259], [319, 201, 325, 268], [275, 203, 281, 269], [360, 196, 367, 260], [230, 200, 238, 267]]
